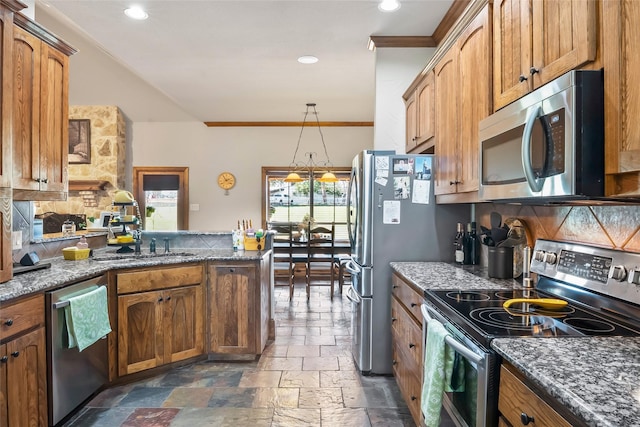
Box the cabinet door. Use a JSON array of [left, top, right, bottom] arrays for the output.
[[12, 26, 40, 192], [5, 327, 47, 427], [531, 0, 597, 88], [38, 42, 69, 195], [433, 48, 459, 196], [118, 291, 164, 376], [209, 264, 257, 354], [493, 0, 532, 110], [0, 188, 11, 284], [0, 6, 13, 189], [405, 91, 417, 152], [457, 4, 492, 194], [415, 70, 435, 146], [603, 0, 640, 195], [164, 285, 204, 363], [0, 344, 7, 427]]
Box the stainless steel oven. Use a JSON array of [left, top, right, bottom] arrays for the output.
[[421, 239, 640, 427], [478, 70, 604, 202], [421, 304, 498, 427]]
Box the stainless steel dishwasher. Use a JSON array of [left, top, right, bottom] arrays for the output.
[[46, 274, 109, 426]]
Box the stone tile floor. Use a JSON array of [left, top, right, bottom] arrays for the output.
[[63, 284, 415, 426]]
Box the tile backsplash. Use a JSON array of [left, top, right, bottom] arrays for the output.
[[476, 203, 640, 252]]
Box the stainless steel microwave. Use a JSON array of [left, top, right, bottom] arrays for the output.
[[478, 70, 604, 202]]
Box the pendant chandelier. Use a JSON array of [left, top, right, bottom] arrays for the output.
[[284, 103, 338, 183]]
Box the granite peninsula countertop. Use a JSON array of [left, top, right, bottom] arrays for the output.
[[390, 261, 640, 427], [492, 337, 640, 427], [0, 248, 269, 302]]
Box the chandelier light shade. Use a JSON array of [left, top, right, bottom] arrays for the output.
[[284, 103, 338, 183]]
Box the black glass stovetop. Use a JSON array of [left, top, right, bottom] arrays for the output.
[[425, 288, 640, 348]]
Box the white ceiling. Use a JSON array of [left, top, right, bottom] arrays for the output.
[[36, 0, 453, 122]]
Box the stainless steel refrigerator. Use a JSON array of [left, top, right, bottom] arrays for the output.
[[345, 150, 468, 375]]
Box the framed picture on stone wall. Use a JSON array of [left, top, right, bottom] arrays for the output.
[[68, 119, 91, 164]]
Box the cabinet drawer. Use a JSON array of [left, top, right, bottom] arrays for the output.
[[117, 265, 203, 294], [499, 364, 571, 427], [391, 297, 423, 371], [0, 294, 44, 341], [391, 273, 423, 324], [392, 345, 423, 426]]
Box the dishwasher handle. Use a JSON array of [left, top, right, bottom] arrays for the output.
[[421, 304, 483, 365]]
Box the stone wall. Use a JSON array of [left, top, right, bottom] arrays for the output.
[[37, 105, 126, 220]]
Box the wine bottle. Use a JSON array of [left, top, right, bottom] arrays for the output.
[[454, 223, 465, 264], [463, 222, 479, 265]]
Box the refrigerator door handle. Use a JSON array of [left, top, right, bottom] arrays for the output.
[[344, 259, 361, 275], [346, 286, 361, 304]]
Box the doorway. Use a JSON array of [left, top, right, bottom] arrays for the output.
[[133, 167, 189, 230]]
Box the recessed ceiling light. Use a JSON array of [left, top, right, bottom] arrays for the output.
[[124, 6, 148, 20], [298, 55, 319, 64], [378, 0, 401, 12]]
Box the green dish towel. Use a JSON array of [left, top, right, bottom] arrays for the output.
[[421, 318, 463, 427], [64, 285, 112, 352]]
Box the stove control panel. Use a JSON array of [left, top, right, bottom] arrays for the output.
[[531, 239, 640, 307]]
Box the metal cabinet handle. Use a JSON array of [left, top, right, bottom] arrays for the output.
[[530, 67, 539, 75], [520, 412, 534, 425], [42, 178, 48, 183], [392, 359, 397, 365], [410, 396, 417, 401], [409, 343, 415, 349], [4, 319, 13, 326], [158, 297, 163, 302], [519, 74, 528, 82], [391, 317, 397, 322], [0, 356, 7, 363], [11, 351, 19, 358], [166, 296, 171, 301], [410, 302, 417, 307], [229, 268, 234, 273]]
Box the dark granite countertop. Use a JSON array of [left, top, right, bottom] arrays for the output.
[[390, 261, 520, 293], [390, 261, 640, 427], [492, 337, 640, 427], [0, 248, 269, 302]]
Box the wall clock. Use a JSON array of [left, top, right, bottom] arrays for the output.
[[217, 172, 236, 195]]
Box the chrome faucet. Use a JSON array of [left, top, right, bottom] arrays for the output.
[[149, 238, 157, 254], [163, 238, 170, 254]]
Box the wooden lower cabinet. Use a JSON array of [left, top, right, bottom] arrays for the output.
[[0, 295, 47, 427], [391, 273, 424, 426], [208, 259, 270, 356], [499, 363, 572, 427], [116, 264, 205, 376]]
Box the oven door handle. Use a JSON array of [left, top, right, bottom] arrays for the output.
[[521, 105, 545, 193], [421, 304, 483, 365]]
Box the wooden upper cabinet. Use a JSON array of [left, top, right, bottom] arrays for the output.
[[12, 25, 70, 200], [493, 0, 532, 109], [603, 0, 640, 195], [404, 70, 435, 154], [0, 3, 17, 189], [493, 0, 597, 110], [434, 4, 491, 199], [457, 5, 492, 194], [405, 91, 418, 152], [433, 48, 459, 196]]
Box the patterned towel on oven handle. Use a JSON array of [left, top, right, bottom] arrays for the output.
[[421, 318, 465, 427]]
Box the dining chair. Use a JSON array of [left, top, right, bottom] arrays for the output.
[[305, 223, 335, 300], [270, 223, 295, 292]]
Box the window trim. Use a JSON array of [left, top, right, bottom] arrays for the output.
[[261, 166, 351, 229], [133, 166, 189, 230]]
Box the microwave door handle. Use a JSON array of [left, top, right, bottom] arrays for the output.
[[421, 304, 483, 365], [521, 106, 545, 193]]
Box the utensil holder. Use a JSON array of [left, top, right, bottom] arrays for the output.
[[488, 246, 513, 279]]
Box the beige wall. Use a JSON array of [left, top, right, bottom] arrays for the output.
[[131, 122, 371, 230]]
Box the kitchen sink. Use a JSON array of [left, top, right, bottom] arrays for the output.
[[91, 252, 195, 262]]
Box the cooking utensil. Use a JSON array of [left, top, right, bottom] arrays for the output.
[[503, 298, 568, 310], [490, 212, 502, 229], [490, 227, 508, 244]]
